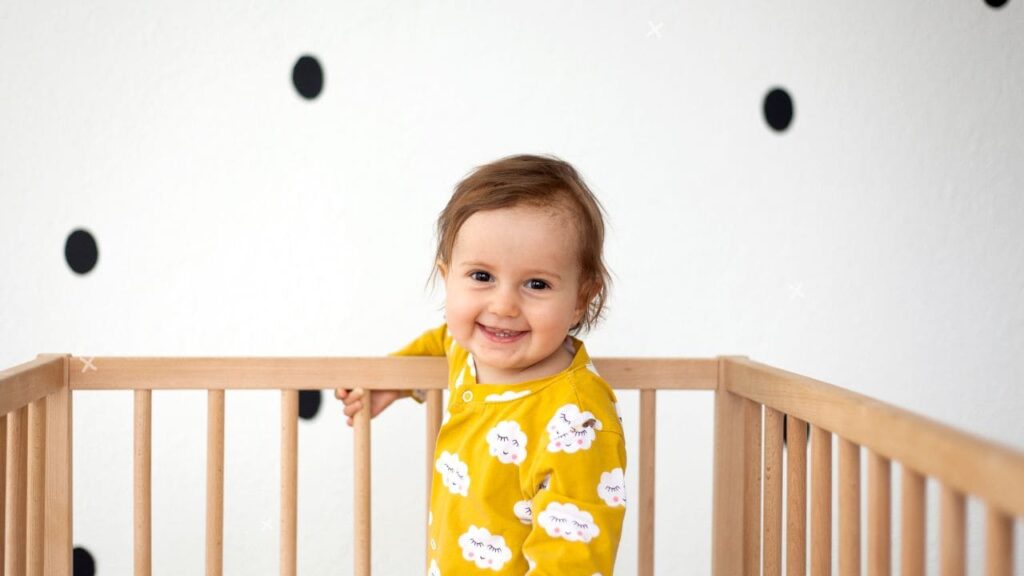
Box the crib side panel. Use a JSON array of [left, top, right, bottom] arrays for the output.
[[43, 355, 72, 576], [720, 356, 1023, 576]]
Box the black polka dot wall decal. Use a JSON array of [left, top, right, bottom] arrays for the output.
[[763, 87, 794, 132], [985, 0, 1009, 7], [298, 389, 322, 420], [65, 229, 99, 274], [73, 546, 96, 576], [292, 55, 323, 100]]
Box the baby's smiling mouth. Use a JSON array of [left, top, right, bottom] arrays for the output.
[[479, 323, 527, 338]]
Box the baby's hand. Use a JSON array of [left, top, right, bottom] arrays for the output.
[[334, 388, 405, 427]]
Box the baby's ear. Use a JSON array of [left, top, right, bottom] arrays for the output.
[[436, 259, 448, 280]]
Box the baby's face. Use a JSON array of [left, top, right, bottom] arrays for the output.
[[441, 205, 585, 383]]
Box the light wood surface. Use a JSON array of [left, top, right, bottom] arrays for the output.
[[425, 390, 443, 570], [65, 357, 718, 391], [940, 485, 965, 576], [743, 399, 762, 576], [763, 407, 784, 576], [985, 506, 1013, 576], [5, 406, 28, 576], [281, 390, 298, 576], [712, 357, 747, 575], [900, 465, 925, 576], [0, 356, 63, 417], [206, 390, 224, 576], [838, 437, 860, 576], [0, 413, 6, 572], [638, 389, 656, 576], [787, 415, 807, 576], [354, 390, 371, 576], [134, 390, 151, 576], [868, 451, 891, 576], [722, 357, 1024, 517], [811, 425, 832, 576], [41, 355, 71, 576], [27, 399, 45, 576]]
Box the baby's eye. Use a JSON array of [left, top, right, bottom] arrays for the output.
[[526, 279, 549, 290], [469, 271, 492, 282]]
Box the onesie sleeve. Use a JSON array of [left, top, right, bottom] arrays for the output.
[[522, 428, 628, 575], [388, 323, 451, 404]]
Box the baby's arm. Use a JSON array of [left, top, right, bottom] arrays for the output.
[[335, 324, 450, 424], [388, 323, 451, 404], [522, 428, 628, 574]]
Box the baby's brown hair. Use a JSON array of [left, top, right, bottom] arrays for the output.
[[430, 153, 611, 335]]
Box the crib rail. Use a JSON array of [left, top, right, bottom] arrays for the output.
[[2, 353, 1022, 575], [715, 356, 1024, 576], [0, 354, 72, 576], [65, 354, 715, 576]]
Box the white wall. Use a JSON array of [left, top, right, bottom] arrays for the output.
[[1, 1, 1021, 574]]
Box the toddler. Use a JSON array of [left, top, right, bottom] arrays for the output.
[[336, 154, 626, 574]]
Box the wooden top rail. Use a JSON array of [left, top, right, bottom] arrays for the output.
[[0, 355, 65, 415], [722, 356, 1024, 517], [65, 356, 719, 391]]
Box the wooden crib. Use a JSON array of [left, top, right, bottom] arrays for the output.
[[2, 353, 1021, 575]]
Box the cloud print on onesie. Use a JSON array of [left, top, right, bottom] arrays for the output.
[[546, 404, 603, 453], [537, 502, 600, 543], [458, 525, 513, 571], [486, 421, 527, 464], [435, 451, 469, 497], [597, 468, 627, 507]]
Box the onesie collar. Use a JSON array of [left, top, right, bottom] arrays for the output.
[[455, 335, 592, 406]]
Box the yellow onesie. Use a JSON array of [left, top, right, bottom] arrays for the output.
[[393, 323, 627, 575]]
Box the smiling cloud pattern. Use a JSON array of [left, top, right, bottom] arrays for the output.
[[484, 390, 531, 403], [546, 404, 602, 453], [537, 501, 600, 543], [597, 468, 626, 507], [513, 499, 533, 525], [486, 421, 527, 464], [458, 525, 512, 571], [435, 451, 470, 497]]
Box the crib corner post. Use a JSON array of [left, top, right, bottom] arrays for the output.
[[40, 353, 73, 576], [711, 356, 746, 576]]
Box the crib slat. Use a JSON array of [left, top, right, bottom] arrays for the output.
[[984, 506, 1013, 576], [0, 413, 6, 573], [5, 406, 28, 576], [134, 390, 152, 576], [426, 390, 443, 566], [811, 425, 832, 576], [354, 390, 372, 576], [939, 485, 965, 576], [868, 451, 890, 576], [42, 358, 72, 576], [27, 399, 45, 576], [638, 389, 656, 576], [838, 438, 860, 576], [712, 377, 745, 575], [744, 400, 762, 576], [900, 465, 925, 576], [764, 408, 783, 576], [787, 415, 807, 576], [207, 390, 225, 576], [281, 390, 298, 576]]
